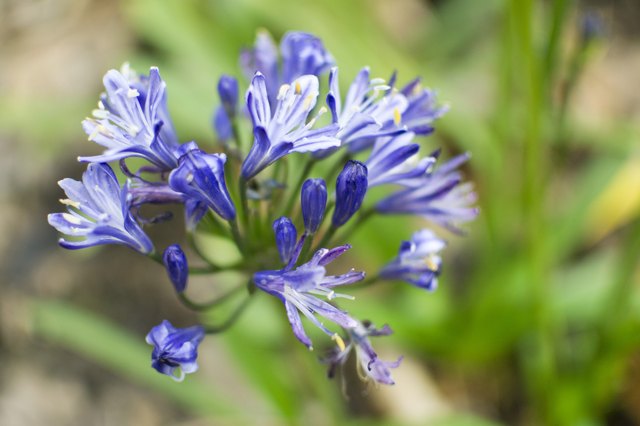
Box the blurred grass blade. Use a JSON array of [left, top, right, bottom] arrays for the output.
[[31, 300, 240, 419]]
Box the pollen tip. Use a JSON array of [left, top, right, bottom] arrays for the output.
[[393, 107, 402, 126], [295, 81, 302, 94], [332, 334, 346, 352]]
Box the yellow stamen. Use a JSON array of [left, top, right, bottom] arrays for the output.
[[295, 81, 302, 94], [393, 107, 401, 126], [424, 255, 438, 271], [59, 198, 81, 209], [332, 334, 346, 352]]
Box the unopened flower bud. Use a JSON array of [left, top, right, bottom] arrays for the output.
[[332, 161, 368, 227], [301, 178, 327, 234], [163, 244, 188, 293], [273, 217, 298, 264]]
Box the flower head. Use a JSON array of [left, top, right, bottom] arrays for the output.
[[48, 163, 153, 254], [254, 243, 363, 349], [376, 153, 479, 232], [163, 244, 188, 293], [380, 229, 446, 290], [324, 320, 402, 385], [168, 143, 236, 223], [80, 65, 179, 171], [146, 320, 205, 381], [332, 161, 368, 227]]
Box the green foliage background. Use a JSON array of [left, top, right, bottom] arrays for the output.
[[3, 0, 640, 424]]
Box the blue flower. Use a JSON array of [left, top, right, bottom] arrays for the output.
[[146, 320, 205, 381], [163, 244, 188, 293], [213, 75, 239, 142], [48, 163, 153, 254], [365, 132, 436, 187], [273, 217, 298, 265], [332, 161, 368, 227], [80, 65, 180, 171], [280, 32, 334, 84], [241, 30, 334, 107], [376, 153, 479, 232], [168, 143, 236, 223], [324, 320, 402, 385], [301, 178, 327, 234], [241, 72, 340, 179], [324, 67, 408, 153], [395, 75, 448, 135], [254, 244, 363, 349], [380, 229, 446, 290]]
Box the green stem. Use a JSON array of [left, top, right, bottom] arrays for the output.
[[204, 295, 253, 334], [326, 151, 350, 184], [178, 285, 245, 312], [238, 178, 250, 231], [335, 208, 375, 243], [282, 157, 316, 218], [315, 225, 338, 251], [229, 219, 247, 256]]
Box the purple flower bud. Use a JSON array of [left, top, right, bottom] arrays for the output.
[[332, 161, 368, 227], [146, 320, 205, 381], [301, 178, 327, 234], [163, 244, 188, 293], [273, 217, 298, 264], [168, 143, 236, 222], [217, 75, 239, 117]]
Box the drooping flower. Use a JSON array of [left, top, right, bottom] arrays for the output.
[[241, 30, 334, 107], [300, 178, 327, 234], [332, 161, 368, 227], [365, 132, 436, 187], [48, 162, 153, 254], [80, 65, 180, 171], [324, 320, 402, 385], [168, 142, 236, 223], [146, 320, 205, 381], [273, 217, 298, 265], [380, 229, 446, 290], [376, 153, 479, 232], [163, 244, 188, 293], [254, 244, 363, 349], [241, 72, 340, 179]]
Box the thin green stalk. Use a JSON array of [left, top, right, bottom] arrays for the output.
[[178, 285, 245, 312], [238, 178, 250, 231], [326, 151, 350, 184], [281, 157, 316, 218], [204, 295, 253, 334], [510, 0, 555, 421], [334, 207, 375, 243], [229, 219, 247, 256], [314, 225, 338, 251]]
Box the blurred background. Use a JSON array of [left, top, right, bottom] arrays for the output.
[[1, 0, 639, 424]]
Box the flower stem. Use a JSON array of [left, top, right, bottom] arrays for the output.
[[229, 219, 247, 256], [282, 157, 316, 218], [178, 284, 245, 312], [204, 295, 253, 334]]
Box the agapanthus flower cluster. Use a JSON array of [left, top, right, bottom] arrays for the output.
[[49, 31, 477, 386]]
